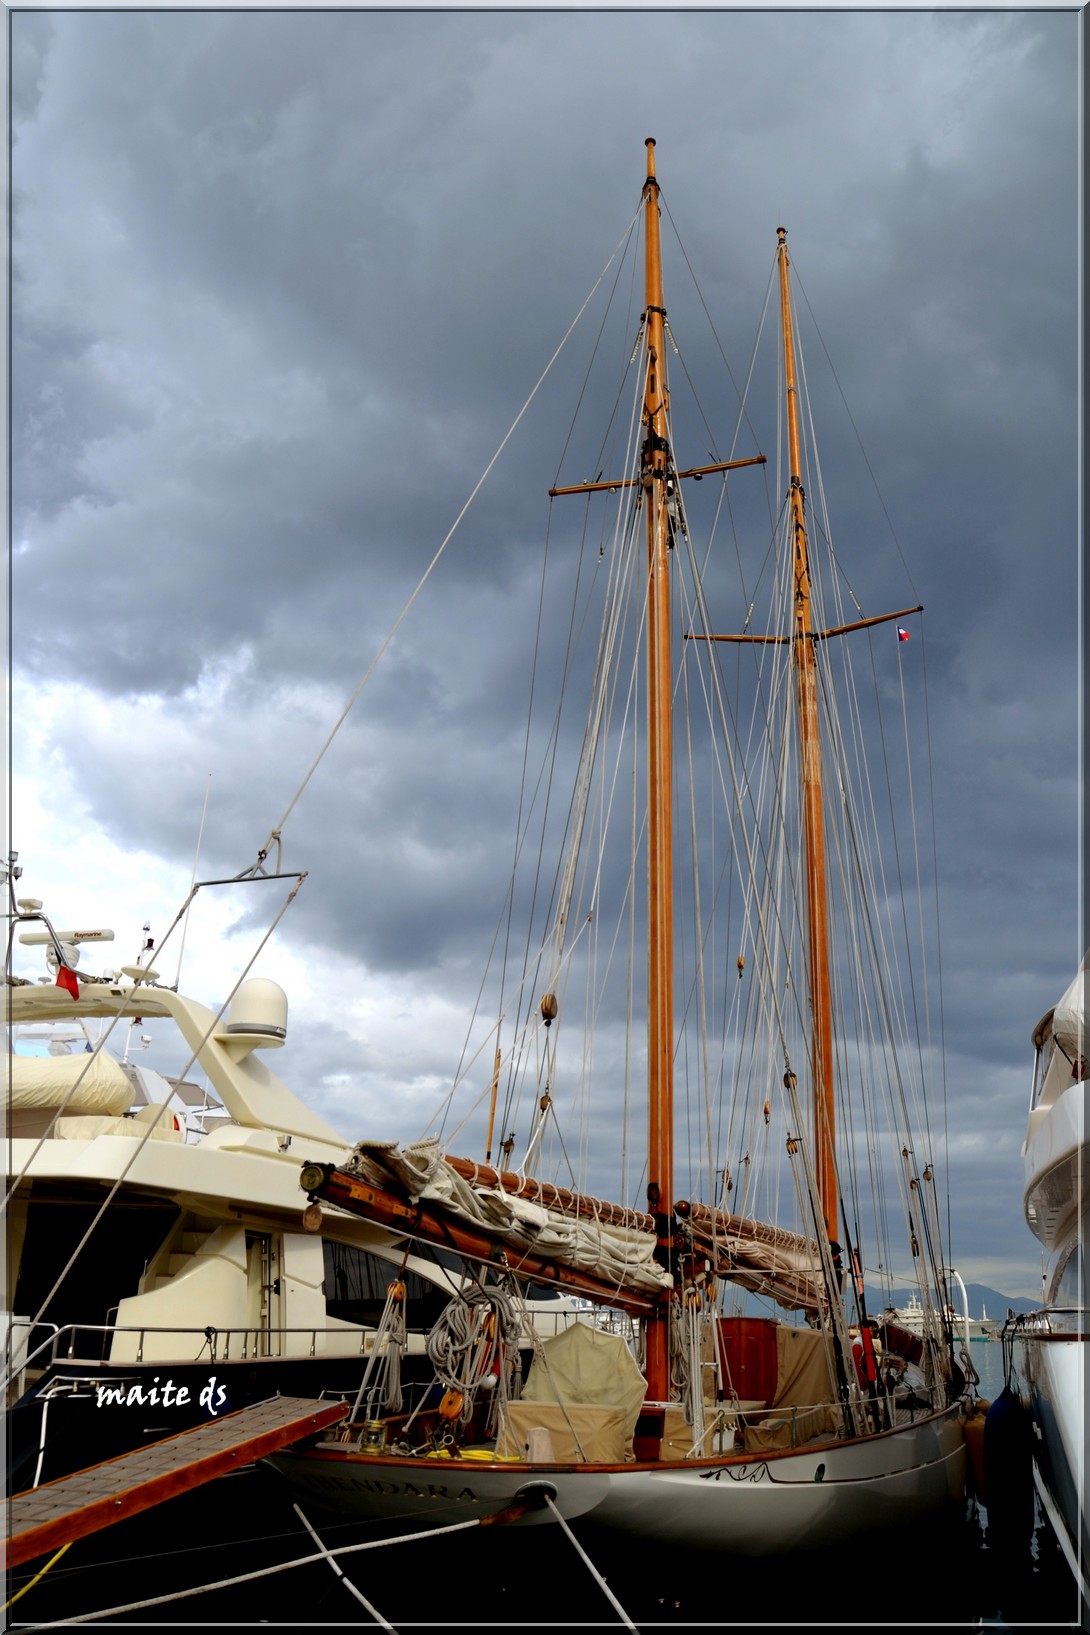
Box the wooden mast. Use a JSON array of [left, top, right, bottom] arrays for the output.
[[776, 226, 837, 1244], [642, 137, 675, 1403]]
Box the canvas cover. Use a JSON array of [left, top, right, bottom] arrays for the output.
[[6, 1051, 132, 1116], [498, 1401, 630, 1462], [514, 1320, 647, 1454], [742, 1324, 838, 1451], [347, 1138, 673, 1295], [52, 1105, 184, 1143]]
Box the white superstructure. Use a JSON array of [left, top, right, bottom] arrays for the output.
[[1013, 953, 1087, 1619]]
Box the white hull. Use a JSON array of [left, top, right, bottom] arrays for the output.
[[1019, 1321, 1085, 1589], [583, 1406, 966, 1551], [268, 1447, 613, 1530], [4, 976, 588, 1491], [1016, 1325, 1088, 1603], [1017, 952, 1088, 1619], [270, 1402, 966, 1553]]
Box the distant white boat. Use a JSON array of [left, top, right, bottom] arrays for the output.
[[892, 1292, 997, 1343]]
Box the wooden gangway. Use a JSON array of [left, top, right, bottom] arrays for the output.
[[5, 1394, 347, 1568]]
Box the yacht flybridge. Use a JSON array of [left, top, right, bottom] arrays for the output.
[[3, 884, 585, 1489]]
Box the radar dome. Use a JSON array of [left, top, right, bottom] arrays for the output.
[[224, 978, 288, 1046]]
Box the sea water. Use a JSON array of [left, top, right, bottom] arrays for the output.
[[971, 1331, 1011, 1401]]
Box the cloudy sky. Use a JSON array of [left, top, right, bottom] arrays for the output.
[[7, 3, 1081, 1300]]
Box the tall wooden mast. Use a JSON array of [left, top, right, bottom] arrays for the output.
[[776, 226, 837, 1243], [545, 143, 765, 1402], [642, 138, 675, 1401]]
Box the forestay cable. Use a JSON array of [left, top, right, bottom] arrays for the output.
[[246, 216, 643, 875]]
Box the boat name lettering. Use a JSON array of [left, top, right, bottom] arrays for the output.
[[306, 1471, 477, 1502]]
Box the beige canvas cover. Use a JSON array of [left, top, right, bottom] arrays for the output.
[[52, 1104, 184, 1143], [5, 1052, 132, 1118], [511, 1320, 646, 1458], [742, 1324, 838, 1451], [347, 1138, 672, 1295], [498, 1401, 630, 1462]]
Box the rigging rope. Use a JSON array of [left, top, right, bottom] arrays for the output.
[[348, 1278, 408, 1420], [3, 1543, 70, 1609], [422, 1280, 523, 1430], [293, 1505, 396, 1630], [246, 214, 644, 878]]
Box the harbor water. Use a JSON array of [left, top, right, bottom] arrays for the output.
[[9, 1339, 1084, 1631]]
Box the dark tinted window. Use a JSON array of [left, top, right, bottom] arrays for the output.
[[322, 1241, 454, 1328], [14, 1190, 178, 1350]]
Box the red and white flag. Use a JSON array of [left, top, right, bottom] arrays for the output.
[[897, 627, 911, 642]]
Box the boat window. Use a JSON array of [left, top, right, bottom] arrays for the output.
[[13, 1190, 179, 1354], [522, 1281, 562, 1301], [322, 1241, 453, 1329], [1054, 1241, 1084, 1311]]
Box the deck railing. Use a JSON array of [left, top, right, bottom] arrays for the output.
[[2, 1318, 385, 1400]]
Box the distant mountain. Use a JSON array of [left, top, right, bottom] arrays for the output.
[[732, 1280, 1039, 1321], [883, 1282, 1038, 1319]]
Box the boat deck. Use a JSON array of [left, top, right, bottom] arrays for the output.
[[5, 1394, 347, 1568]]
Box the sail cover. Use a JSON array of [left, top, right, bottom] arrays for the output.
[[346, 1138, 673, 1295], [677, 1199, 826, 1314]]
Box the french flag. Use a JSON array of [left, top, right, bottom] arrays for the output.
[[897, 627, 911, 642]]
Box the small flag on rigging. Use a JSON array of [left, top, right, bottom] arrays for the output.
[[897, 627, 911, 642]]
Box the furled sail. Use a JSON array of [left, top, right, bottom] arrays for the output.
[[307, 1141, 824, 1316], [675, 1199, 825, 1314], [301, 1139, 673, 1311]]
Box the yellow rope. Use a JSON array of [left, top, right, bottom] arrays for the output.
[[4, 1541, 71, 1607]]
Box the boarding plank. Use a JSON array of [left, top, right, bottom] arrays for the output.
[[5, 1394, 346, 1568]]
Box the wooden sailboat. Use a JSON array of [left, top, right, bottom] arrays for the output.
[[270, 140, 970, 1551]]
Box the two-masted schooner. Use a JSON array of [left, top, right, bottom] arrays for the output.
[[269, 139, 971, 1553]]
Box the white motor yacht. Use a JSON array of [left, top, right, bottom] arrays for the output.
[[4, 889, 586, 1490], [1011, 952, 1087, 1617]]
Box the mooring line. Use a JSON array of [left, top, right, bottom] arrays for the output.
[[543, 1494, 640, 1632], [292, 1504, 396, 1630], [20, 1512, 486, 1627]]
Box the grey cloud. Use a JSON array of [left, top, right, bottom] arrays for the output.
[[9, 7, 1079, 1294]]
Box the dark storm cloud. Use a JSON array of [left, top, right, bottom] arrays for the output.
[[9, 6, 1080, 1293]]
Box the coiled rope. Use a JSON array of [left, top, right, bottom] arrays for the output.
[[424, 1282, 523, 1428]]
